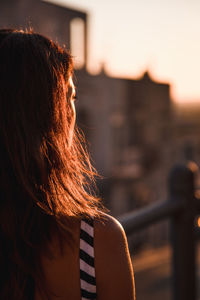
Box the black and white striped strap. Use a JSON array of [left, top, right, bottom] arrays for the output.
[[80, 218, 97, 300]]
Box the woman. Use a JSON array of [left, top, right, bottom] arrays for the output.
[[0, 29, 135, 300]]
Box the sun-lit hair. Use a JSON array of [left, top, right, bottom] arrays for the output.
[[0, 28, 105, 299]]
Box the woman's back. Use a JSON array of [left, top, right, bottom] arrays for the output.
[[34, 217, 81, 299], [34, 214, 135, 300]]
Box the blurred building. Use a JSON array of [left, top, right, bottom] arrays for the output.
[[2, 0, 199, 246], [171, 106, 200, 165], [0, 0, 88, 62]]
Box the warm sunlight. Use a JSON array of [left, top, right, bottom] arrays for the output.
[[47, 0, 200, 104], [197, 217, 200, 228]]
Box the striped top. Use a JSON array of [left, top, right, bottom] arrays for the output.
[[80, 218, 97, 300]]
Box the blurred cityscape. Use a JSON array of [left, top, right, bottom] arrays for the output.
[[1, 0, 200, 298]]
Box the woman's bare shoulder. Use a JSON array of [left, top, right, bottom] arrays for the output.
[[94, 212, 126, 242], [94, 212, 135, 300], [94, 211, 131, 259]]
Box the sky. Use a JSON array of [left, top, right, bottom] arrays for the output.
[[47, 0, 200, 104]]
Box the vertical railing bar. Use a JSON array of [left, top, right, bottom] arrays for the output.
[[117, 162, 199, 300], [169, 164, 197, 300]]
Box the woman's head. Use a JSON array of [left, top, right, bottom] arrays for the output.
[[0, 29, 103, 299], [0, 28, 75, 150], [0, 28, 102, 216]]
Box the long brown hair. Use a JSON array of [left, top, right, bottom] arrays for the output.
[[0, 29, 104, 299]]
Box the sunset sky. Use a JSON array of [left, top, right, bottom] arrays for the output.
[[47, 0, 200, 104]]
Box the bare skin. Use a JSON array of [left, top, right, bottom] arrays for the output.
[[67, 76, 76, 146], [95, 213, 135, 300], [34, 213, 135, 300]]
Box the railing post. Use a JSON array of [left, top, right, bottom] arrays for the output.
[[169, 163, 197, 300]]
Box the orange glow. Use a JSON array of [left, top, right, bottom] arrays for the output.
[[195, 190, 200, 200], [187, 161, 198, 173], [49, 0, 200, 104], [197, 217, 200, 228]]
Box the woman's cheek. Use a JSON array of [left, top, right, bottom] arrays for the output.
[[68, 101, 76, 147]]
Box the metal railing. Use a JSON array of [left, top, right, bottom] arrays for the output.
[[118, 163, 200, 300]]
